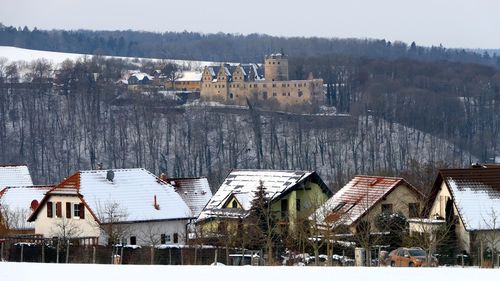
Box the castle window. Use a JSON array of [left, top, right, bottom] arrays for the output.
[[273, 92, 277, 97], [287, 92, 290, 96], [282, 93, 286, 96], [222, 85, 225, 88], [273, 84, 276, 88], [229, 93, 234, 99], [278, 61, 280, 64], [273, 62, 275, 64], [298, 91, 303, 97]]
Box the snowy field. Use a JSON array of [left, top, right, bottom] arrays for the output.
[[0, 46, 219, 69], [1, 263, 499, 281]]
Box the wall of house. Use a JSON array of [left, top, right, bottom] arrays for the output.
[[172, 81, 201, 91], [201, 78, 324, 108], [429, 182, 471, 252], [34, 195, 100, 240], [106, 219, 190, 246], [271, 181, 329, 233], [349, 184, 421, 233]]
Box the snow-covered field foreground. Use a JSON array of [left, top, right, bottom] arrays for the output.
[[1, 263, 499, 281]]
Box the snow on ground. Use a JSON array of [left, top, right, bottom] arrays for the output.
[[1, 262, 499, 281], [0, 46, 220, 70]]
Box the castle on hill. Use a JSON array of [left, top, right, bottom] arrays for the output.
[[200, 53, 324, 111]]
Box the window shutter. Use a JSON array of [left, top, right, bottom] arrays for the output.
[[66, 202, 72, 219], [79, 203, 85, 219], [56, 202, 62, 218], [47, 202, 53, 218]]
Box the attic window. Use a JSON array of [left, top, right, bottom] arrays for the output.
[[332, 202, 346, 213]]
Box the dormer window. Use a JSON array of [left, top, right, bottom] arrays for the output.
[[232, 201, 238, 208]]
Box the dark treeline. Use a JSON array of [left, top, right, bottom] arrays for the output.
[[1, 23, 499, 67], [1, 52, 498, 193]]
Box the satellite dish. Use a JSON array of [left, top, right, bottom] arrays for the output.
[[30, 200, 39, 210], [106, 170, 115, 182]]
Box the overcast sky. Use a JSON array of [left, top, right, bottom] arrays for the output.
[[1, 0, 499, 49]]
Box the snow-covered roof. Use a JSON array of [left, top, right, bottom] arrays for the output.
[[0, 165, 33, 188], [313, 176, 420, 227], [0, 186, 51, 229], [35, 169, 193, 223], [130, 72, 153, 81], [437, 167, 500, 231], [177, 71, 202, 82], [197, 170, 317, 221], [165, 177, 212, 217]]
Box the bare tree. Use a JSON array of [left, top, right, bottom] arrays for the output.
[[478, 208, 500, 268], [139, 223, 163, 264], [162, 63, 182, 90], [95, 201, 129, 246]]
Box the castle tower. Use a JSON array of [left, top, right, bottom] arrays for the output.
[[264, 53, 289, 81]]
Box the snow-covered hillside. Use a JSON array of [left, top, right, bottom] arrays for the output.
[[0, 46, 219, 70], [1, 262, 498, 281]]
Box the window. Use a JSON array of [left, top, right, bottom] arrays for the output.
[[273, 92, 277, 97], [332, 202, 346, 213], [281, 199, 288, 219], [296, 199, 301, 212], [263, 92, 268, 99], [232, 200, 238, 208], [173, 233, 179, 244], [229, 93, 234, 99], [381, 203, 393, 213], [56, 202, 62, 218], [74, 203, 81, 218], [47, 201, 53, 218], [298, 91, 303, 97], [130, 236, 137, 245], [409, 203, 420, 218], [66, 202, 72, 219], [161, 234, 166, 244]]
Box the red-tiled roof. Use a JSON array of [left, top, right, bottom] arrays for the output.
[[313, 175, 422, 227]]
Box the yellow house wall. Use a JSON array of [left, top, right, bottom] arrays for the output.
[[349, 184, 421, 233], [34, 195, 100, 239], [429, 182, 471, 252]]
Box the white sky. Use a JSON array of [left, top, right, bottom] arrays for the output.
[[1, 0, 499, 49]]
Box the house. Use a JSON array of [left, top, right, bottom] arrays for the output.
[[0, 186, 52, 235], [197, 169, 332, 236], [127, 72, 153, 85], [312, 176, 424, 233], [200, 54, 324, 111], [171, 71, 202, 91], [0, 165, 47, 236], [28, 168, 194, 246], [421, 165, 500, 254]]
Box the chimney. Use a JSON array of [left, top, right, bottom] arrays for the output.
[[153, 195, 160, 210], [159, 173, 167, 182]]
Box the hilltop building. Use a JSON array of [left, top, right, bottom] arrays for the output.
[[200, 54, 324, 111]]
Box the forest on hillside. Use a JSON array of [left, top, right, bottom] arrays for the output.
[[1, 23, 499, 67], [0, 49, 498, 193]]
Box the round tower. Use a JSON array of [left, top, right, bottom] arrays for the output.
[[264, 53, 289, 81]]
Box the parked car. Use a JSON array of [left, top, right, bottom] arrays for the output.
[[388, 247, 438, 267]]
